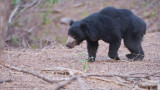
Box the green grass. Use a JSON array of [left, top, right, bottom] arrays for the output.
[[78, 58, 89, 71], [78, 54, 91, 71]]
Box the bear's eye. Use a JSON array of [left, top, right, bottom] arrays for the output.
[[71, 35, 76, 39], [69, 33, 76, 39], [70, 31, 78, 39]]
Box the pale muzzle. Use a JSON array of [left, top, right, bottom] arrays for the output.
[[66, 36, 77, 48]]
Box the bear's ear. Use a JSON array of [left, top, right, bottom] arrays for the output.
[[80, 23, 88, 31], [70, 20, 74, 26]]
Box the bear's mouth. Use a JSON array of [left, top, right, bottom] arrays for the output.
[[66, 35, 77, 49]]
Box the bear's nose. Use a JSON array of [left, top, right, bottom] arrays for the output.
[[66, 36, 77, 49], [66, 43, 74, 49]]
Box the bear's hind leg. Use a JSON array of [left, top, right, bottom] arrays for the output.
[[124, 34, 144, 61], [87, 40, 99, 62]]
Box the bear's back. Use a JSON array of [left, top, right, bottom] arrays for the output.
[[99, 7, 119, 17], [99, 7, 133, 17]]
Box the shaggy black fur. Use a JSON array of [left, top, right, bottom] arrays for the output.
[[67, 7, 146, 62]]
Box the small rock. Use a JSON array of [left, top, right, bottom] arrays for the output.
[[40, 9, 62, 14], [60, 17, 71, 25], [74, 3, 85, 8], [52, 9, 62, 14]]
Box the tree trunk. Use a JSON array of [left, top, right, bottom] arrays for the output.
[[0, 1, 11, 58]]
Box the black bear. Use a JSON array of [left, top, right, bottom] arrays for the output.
[[66, 7, 146, 62]]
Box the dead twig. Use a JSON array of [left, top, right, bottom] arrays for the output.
[[54, 76, 77, 90], [129, 71, 160, 79], [83, 73, 154, 79], [77, 76, 86, 90], [0, 79, 12, 84], [42, 67, 84, 76], [138, 79, 160, 89], [89, 76, 131, 88]]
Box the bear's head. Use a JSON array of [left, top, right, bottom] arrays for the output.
[[66, 20, 87, 48]]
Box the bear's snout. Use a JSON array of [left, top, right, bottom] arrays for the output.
[[66, 36, 77, 49]]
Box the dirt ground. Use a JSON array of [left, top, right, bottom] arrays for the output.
[[0, 32, 160, 90]]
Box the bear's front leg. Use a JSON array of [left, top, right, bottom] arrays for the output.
[[87, 40, 99, 62], [108, 42, 121, 60]]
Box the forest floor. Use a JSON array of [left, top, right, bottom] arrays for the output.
[[0, 32, 160, 90]]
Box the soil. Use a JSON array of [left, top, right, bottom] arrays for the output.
[[0, 32, 160, 90]]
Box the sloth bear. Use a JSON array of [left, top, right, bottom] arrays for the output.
[[66, 7, 146, 62]]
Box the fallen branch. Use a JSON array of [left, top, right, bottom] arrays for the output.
[[138, 79, 160, 89], [54, 73, 160, 90], [0, 62, 60, 84], [129, 71, 160, 79], [0, 79, 12, 84], [42, 67, 84, 76], [54, 76, 77, 90], [1, 62, 159, 90], [77, 77, 86, 90], [83, 73, 153, 79], [91, 76, 131, 87]]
